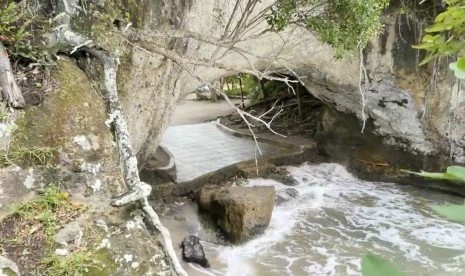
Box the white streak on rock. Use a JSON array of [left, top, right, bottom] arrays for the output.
[[73, 135, 92, 151], [97, 238, 111, 249], [123, 254, 133, 263], [89, 179, 102, 193], [24, 168, 35, 189]]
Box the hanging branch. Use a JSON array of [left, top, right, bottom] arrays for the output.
[[51, 3, 187, 273], [0, 41, 25, 108], [88, 49, 187, 276]]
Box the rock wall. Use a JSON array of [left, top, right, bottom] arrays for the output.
[[79, 0, 464, 165]]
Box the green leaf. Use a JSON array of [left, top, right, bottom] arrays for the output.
[[418, 55, 437, 66], [431, 204, 465, 223], [426, 23, 449, 33], [435, 12, 447, 23], [401, 170, 462, 180], [422, 34, 436, 43], [411, 43, 435, 50], [456, 57, 465, 71], [361, 254, 405, 276], [447, 166, 465, 180]]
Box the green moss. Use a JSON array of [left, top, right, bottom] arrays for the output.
[[85, 249, 117, 276], [15, 58, 107, 148]]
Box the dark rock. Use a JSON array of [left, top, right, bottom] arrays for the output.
[[284, 187, 299, 198], [275, 188, 299, 205], [266, 167, 299, 186], [181, 235, 210, 268]]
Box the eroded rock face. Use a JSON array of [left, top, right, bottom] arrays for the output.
[[208, 186, 276, 243], [181, 235, 210, 268]]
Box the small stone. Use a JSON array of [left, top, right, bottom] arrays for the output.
[[181, 235, 210, 268], [55, 248, 69, 256], [131, 262, 140, 269], [174, 215, 186, 222], [95, 219, 108, 232], [54, 221, 82, 247]]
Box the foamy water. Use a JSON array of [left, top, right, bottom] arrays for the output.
[[179, 163, 465, 276]]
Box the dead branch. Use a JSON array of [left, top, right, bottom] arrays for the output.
[[130, 37, 299, 85], [0, 42, 26, 108]]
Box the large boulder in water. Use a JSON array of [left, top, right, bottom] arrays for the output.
[[181, 235, 210, 268], [209, 186, 275, 243]]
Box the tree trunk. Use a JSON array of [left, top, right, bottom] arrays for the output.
[[254, 75, 265, 99], [296, 84, 302, 120], [238, 74, 244, 108], [210, 80, 220, 102], [0, 43, 25, 108]]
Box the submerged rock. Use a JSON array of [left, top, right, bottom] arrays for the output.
[[267, 167, 299, 186], [208, 186, 276, 243], [181, 235, 210, 268], [276, 187, 299, 205]]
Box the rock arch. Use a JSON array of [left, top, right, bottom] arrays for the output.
[[114, 0, 464, 166]]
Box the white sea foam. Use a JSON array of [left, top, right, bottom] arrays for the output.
[[200, 163, 465, 275]]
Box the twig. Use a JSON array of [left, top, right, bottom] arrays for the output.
[[70, 39, 93, 55]]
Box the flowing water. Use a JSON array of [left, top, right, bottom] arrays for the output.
[[165, 163, 465, 276]]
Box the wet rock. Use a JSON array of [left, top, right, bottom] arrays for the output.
[[195, 186, 217, 212], [237, 161, 275, 177], [275, 188, 299, 205], [210, 186, 275, 243], [267, 167, 299, 186], [181, 235, 210, 268]]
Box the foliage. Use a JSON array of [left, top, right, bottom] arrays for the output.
[[223, 74, 256, 97], [413, 0, 465, 68], [43, 249, 100, 276], [0, 1, 50, 61], [0, 145, 58, 167], [361, 253, 405, 276], [13, 185, 86, 239], [9, 185, 93, 274], [430, 204, 465, 223], [266, 0, 390, 56], [0, 2, 29, 45], [402, 166, 465, 182], [402, 166, 465, 225]]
